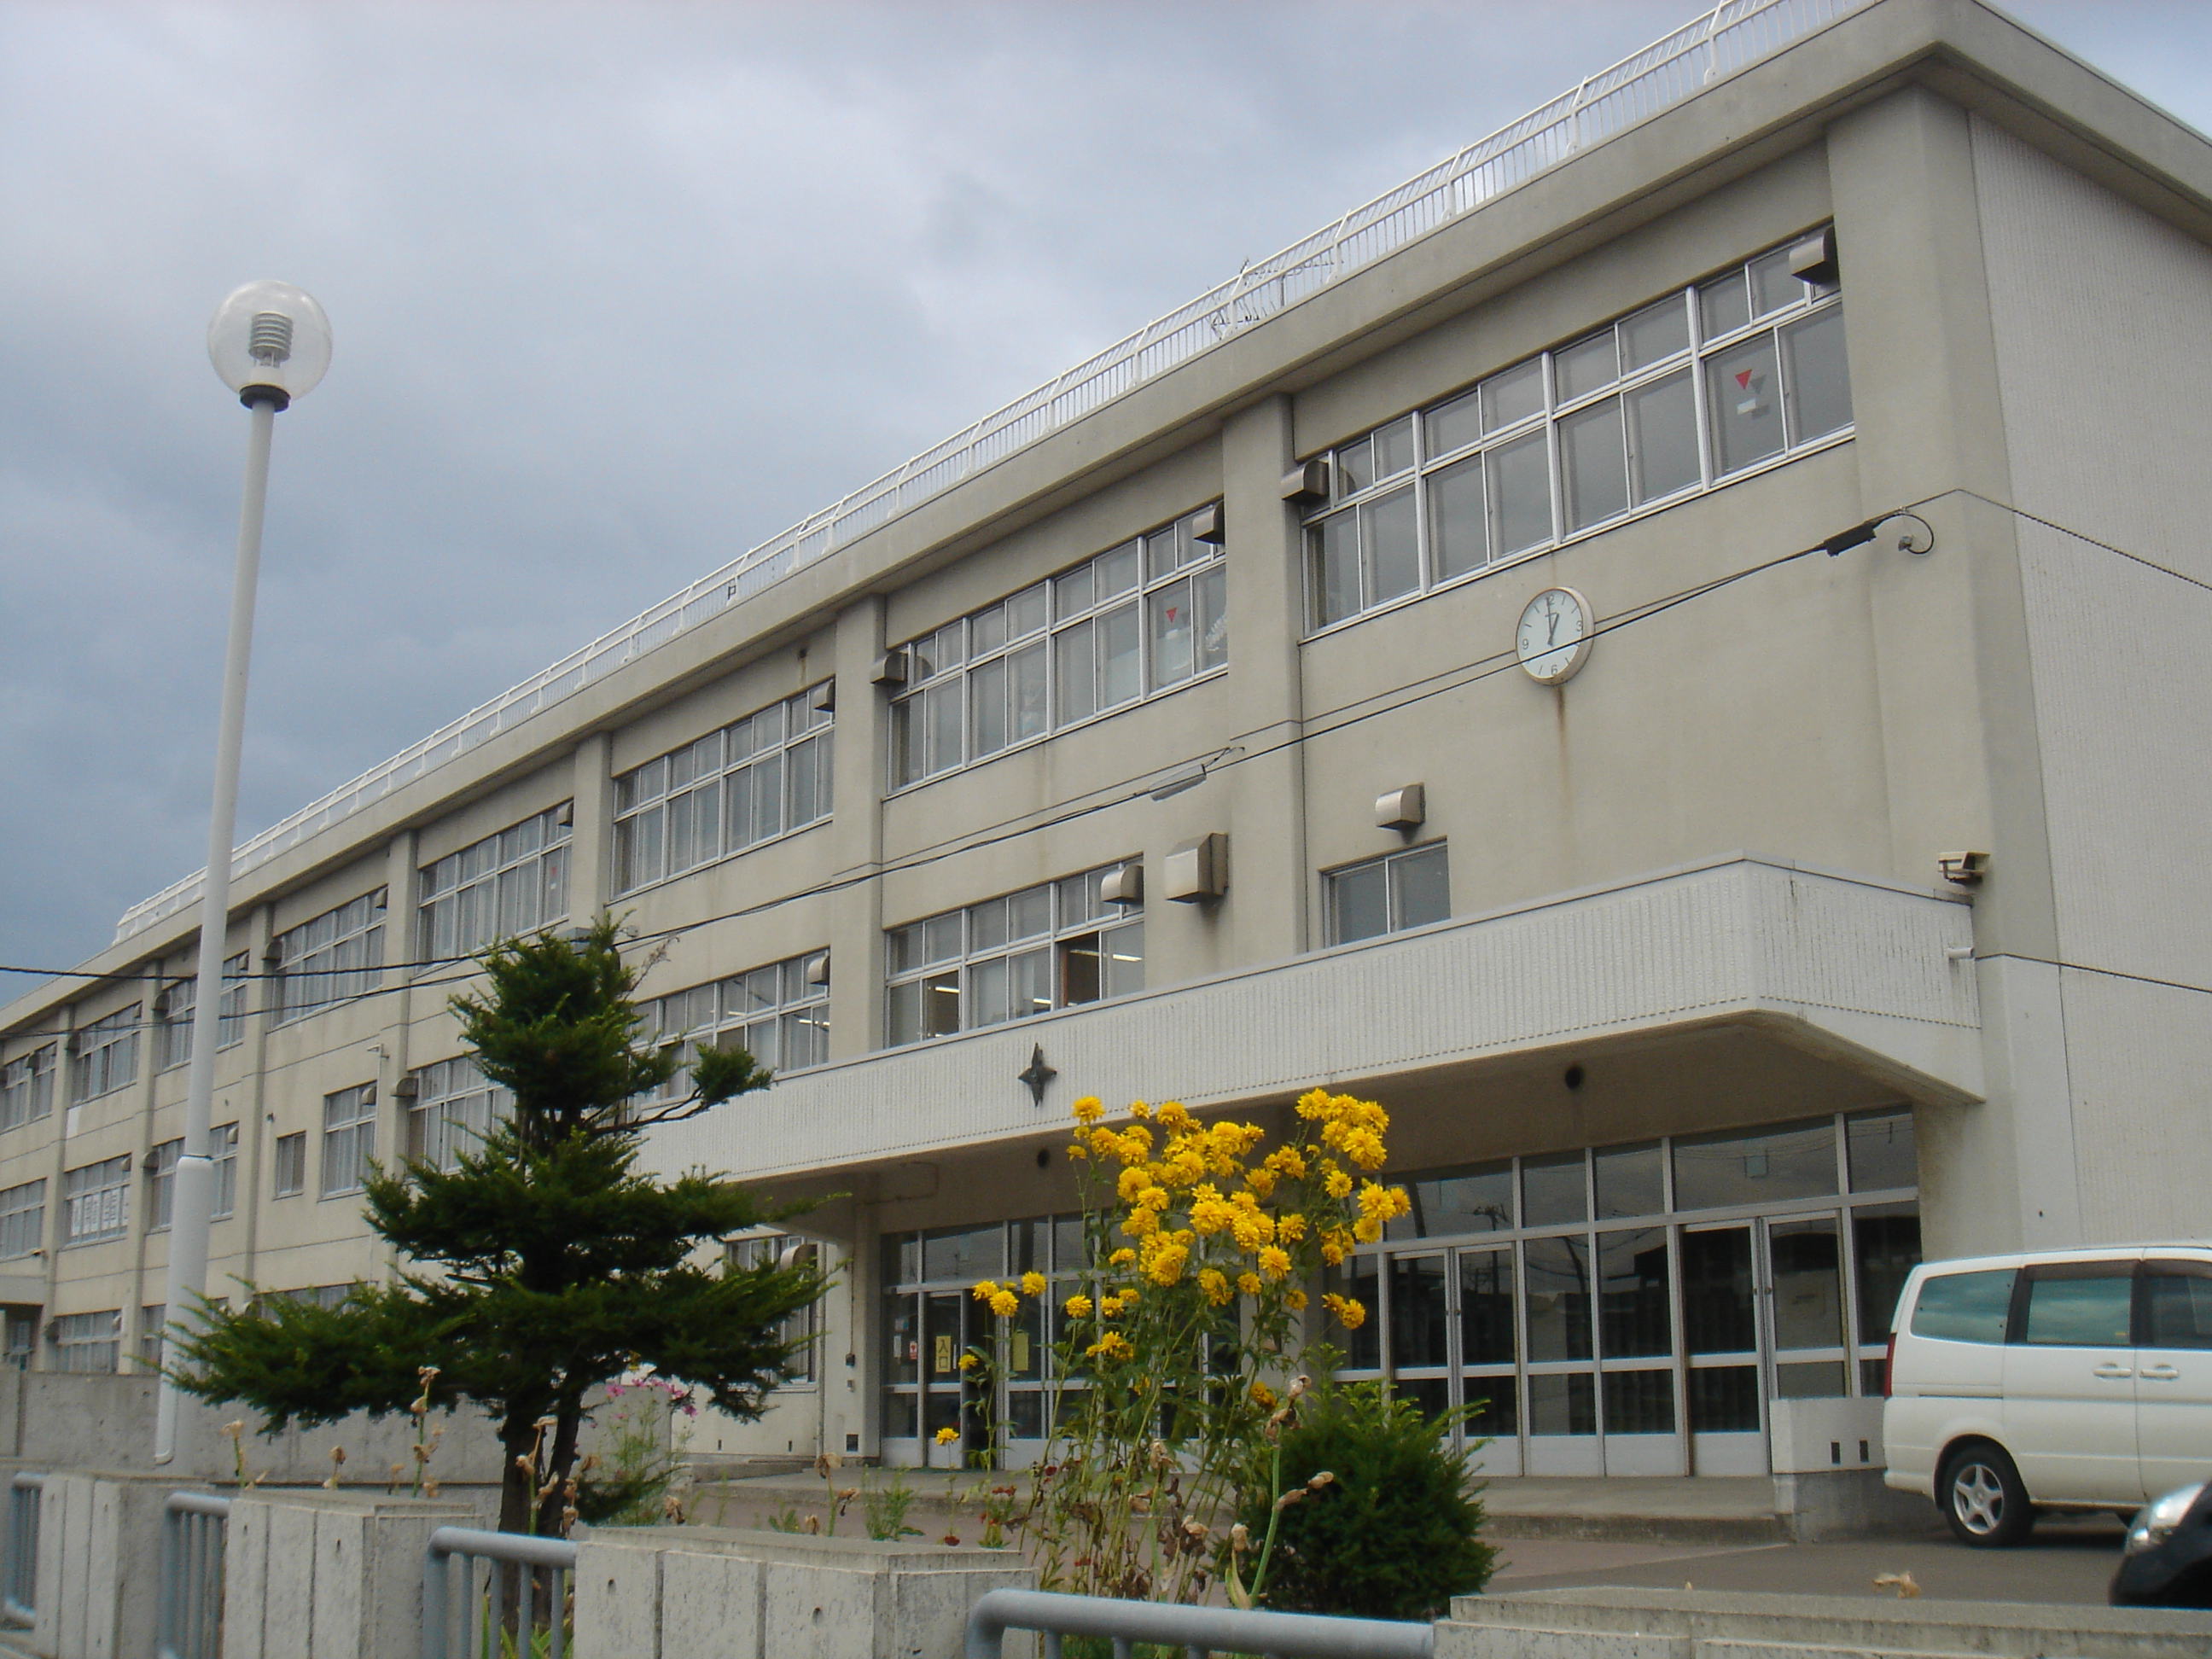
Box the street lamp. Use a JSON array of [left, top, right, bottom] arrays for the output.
[[154, 281, 332, 1464]]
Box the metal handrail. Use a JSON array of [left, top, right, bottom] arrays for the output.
[[1, 1474, 41, 1629], [422, 1526, 579, 1659], [156, 1490, 231, 1659], [966, 1587, 1435, 1659], [114, 0, 1863, 946]]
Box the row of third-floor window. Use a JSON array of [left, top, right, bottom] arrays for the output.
[[1302, 231, 1851, 631], [888, 505, 1227, 790]]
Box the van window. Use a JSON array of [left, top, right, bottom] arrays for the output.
[[1909, 1268, 2014, 1342], [2143, 1263, 2212, 1350], [2021, 1271, 2133, 1347]]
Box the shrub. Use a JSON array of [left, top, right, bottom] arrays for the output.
[[1232, 1379, 1495, 1621]]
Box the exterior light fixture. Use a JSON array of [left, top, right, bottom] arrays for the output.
[[206, 280, 332, 410]]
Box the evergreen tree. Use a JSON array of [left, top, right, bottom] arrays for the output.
[[173, 917, 824, 1534]]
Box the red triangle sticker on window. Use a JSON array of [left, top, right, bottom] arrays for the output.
[[1735, 369, 1755, 390]]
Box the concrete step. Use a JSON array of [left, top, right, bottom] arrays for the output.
[[1438, 1586, 2212, 1659]]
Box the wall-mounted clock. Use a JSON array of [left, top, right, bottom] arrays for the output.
[[1516, 586, 1594, 684]]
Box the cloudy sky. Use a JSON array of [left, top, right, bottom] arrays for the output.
[[2, 0, 2206, 986]]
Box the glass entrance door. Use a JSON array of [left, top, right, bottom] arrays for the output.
[[1682, 1223, 1765, 1474], [921, 1289, 975, 1466]]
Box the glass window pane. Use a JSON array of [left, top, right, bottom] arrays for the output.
[[933, 623, 966, 671], [1599, 1229, 1673, 1358], [969, 602, 1006, 657], [970, 656, 1009, 758], [890, 697, 923, 789], [1706, 332, 1784, 474], [1103, 921, 1144, 998], [1528, 1371, 1596, 1436], [1054, 564, 1095, 620], [1854, 1202, 1920, 1343], [1330, 861, 1389, 945], [1749, 246, 1798, 316], [1060, 932, 1102, 1005], [1627, 369, 1700, 504], [1055, 621, 1096, 724], [924, 684, 961, 777], [1144, 528, 1181, 583], [1673, 1120, 1837, 1210], [2143, 1266, 2212, 1350], [1487, 430, 1552, 556], [1782, 305, 1853, 443], [1008, 584, 1048, 637], [1373, 416, 1415, 479], [2023, 1273, 2133, 1347], [1389, 1255, 1450, 1369], [969, 956, 1010, 1027], [1429, 452, 1487, 582], [1481, 359, 1545, 431], [1555, 331, 1619, 401], [1311, 515, 1359, 626], [1682, 1228, 1758, 1354], [969, 896, 1008, 952], [923, 913, 963, 963], [1009, 885, 1051, 940], [1522, 1153, 1588, 1229], [1097, 541, 1140, 597], [1909, 1269, 2015, 1344], [1426, 388, 1481, 459], [1402, 1164, 1514, 1237], [1336, 434, 1374, 496], [1097, 602, 1141, 707], [1391, 844, 1450, 929], [1604, 1369, 1676, 1435], [1010, 642, 1049, 740], [1147, 578, 1196, 690], [1847, 1109, 1917, 1192], [1010, 947, 1051, 1019], [1621, 295, 1690, 370], [923, 1224, 1003, 1285], [1362, 486, 1419, 605], [887, 980, 922, 1046], [1195, 565, 1228, 673], [1594, 1142, 1663, 1220], [1523, 1235, 1594, 1362], [1698, 270, 1751, 339], [1769, 1217, 1844, 1351], [1560, 397, 1628, 531], [1458, 1249, 1517, 1365], [922, 970, 962, 1038], [1688, 1365, 1760, 1433]]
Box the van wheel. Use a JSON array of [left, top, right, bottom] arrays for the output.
[[1941, 1444, 2034, 1547]]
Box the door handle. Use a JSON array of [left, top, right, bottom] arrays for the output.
[[2141, 1365, 2181, 1381], [2091, 1363, 2133, 1379]]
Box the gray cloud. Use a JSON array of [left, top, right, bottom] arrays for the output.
[[2, 0, 2204, 984]]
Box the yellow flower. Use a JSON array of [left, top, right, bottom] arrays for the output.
[[1122, 1206, 1161, 1237], [1236, 1272, 1263, 1296], [1136, 1185, 1171, 1213], [1142, 1240, 1189, 1286], [1244, 1167, 1278, 1199], [1257, 1245, 1291, 1280], [934, 1426, 960, 1446], [1197, 1268, 1233, 1307], [970, 1280, 1001, 1303], [1353, 1216, 1383, 1244], [1073, 1097, 1105, 1125], [1020, 1271, 1047, 1298], [1109, 1248, 1136, 1267], [1189, 1196, 1236, 1236], [1158, 1101, 1194, 1132], [989, 1289, 1021, 1318], [1321, 1292, 1368, 1330], [1086, 1331, 1135, 1363], [1323, 1167, 1353, 1200], [1249, 1381, 1278, 1410], [1117, 1166, 1153, 1203], [1277, 1213, 1308, 1243], [1067, 1142, 1090, 1161], [1129, 1099, 1153, 1120], [1063, 1293, 1094, 1318], [1266, 1145, 1309, 1179], [1285, 1288, 1309, 1312], [958, 1352, 980, 1371]]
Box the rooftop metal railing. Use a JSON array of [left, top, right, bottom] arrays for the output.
[[114, 0, 1862, 946], [156, 1491, 231, 1659], [965, 1587, 1435, 1659], [2, 1474, 41, 1629], [422, 1525, 577, 1659]]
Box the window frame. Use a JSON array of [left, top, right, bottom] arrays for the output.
[[319, 1083, 379, 1198], [271, 892, 387, 1025], [70, 1006, 142, 1104], [1299, 232, 1851, 635], [405, 1056, 513, 1173], [50, 1309, 122, 1375], [417, 806, 572, 963], [271, 1132, 308, 1199], [0, 1179, 45, 1260], [147, 1138, 183, 1231], [888, 505, 1226, 792], [642, 953, 832, 1094], [210, 1121, 239, 1220], [154, 953, 250, 1072], [0, 1045, 55, 1132], [1324, 841, 1452, 946], [61, 1155, 131, 1246]]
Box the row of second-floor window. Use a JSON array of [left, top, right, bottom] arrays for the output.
[[614, 690, 834, 898], [420, 806, 571, 961], [406, 1055, 512, 1173], [154, 954, 250, 1071], [1, 1127, 243, 1260], [1302, 233, 1851, 631], [642, 953, 831, 1094], [889, 505, 1225, 791], [1, 1045, 55, 1130], [887, 863, 1144, 1047], [273, 891, 386, 1023], [70, 1006, 142, 1105]]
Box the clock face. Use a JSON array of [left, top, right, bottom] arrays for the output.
[[1516, 586, 1593, 684]]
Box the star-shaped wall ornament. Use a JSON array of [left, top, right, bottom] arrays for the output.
[[1017, 1044, 1057, 1108]]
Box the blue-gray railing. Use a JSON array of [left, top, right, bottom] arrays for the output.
[[1, 1473, 40, 1628], [156, 1491, 231, 1659], [966, 1587, 1435, 1659], [423, 1525, 579, 1659]]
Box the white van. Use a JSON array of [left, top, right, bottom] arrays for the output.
[[1883, 1245, 2212, 1545]]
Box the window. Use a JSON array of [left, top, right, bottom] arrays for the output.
[[0, 1180, 44, 1260], [154, 954, 249, 1071], [419, 806, 571, 959], [1301, 233, 1850, 629], [148, 1139, 182, 1230], [272, 893, 386, 1023], [642, 954, 830, 1094], [320, 1084, 378, 1197], [728, 1234, 819, 1382], [61, 1155, 131, 1244], [2019, 1268, 2133, 1348], [1911, 1270, 2015, 1344], [886, 864, 1144, 1046], [271, 1132, 307, 1199], [405, 1057, 512, 1172], [211, 1122, 238, 1220], [71, 1006, 141, 1103], [0, 1045, 55, 1131], [614, 691, 833, 895], [50, 1310, 121, 1374], [138, 1305, 166, 1371], [2143, 1264, 2212, 1351], [1325, 843, 1450, 945], [889, 505, 1226, 789]]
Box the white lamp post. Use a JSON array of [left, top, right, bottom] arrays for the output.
[[154, 281, 332, 1464]]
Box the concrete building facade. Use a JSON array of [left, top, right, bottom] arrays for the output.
[[4, 0, 2210, 1486]]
